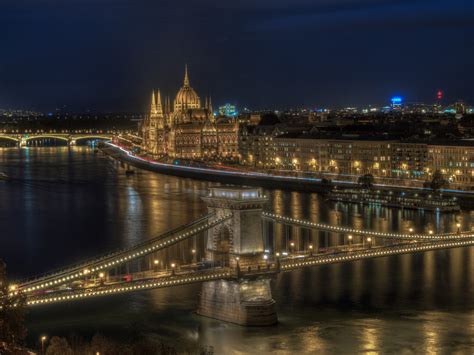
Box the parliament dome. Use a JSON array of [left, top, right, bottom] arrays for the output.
[[174, 65, 201, 111]]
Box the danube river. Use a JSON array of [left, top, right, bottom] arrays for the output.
[[1, 147, 473, 354]]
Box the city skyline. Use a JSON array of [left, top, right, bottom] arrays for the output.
[[0, 0, 472, 111], [1, 2, 473, 354]]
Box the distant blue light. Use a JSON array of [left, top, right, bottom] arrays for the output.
[[391, 96, 403, 104]]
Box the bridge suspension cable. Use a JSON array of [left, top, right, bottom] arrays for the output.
[[18, 212, 231, 294], [262, 212, 469, 240]]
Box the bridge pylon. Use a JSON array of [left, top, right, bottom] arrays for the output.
[[197, 187, 278, 326]]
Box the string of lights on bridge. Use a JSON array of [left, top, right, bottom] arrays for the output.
[[263, 212, 467, 240], [13, 211, 470, 297]]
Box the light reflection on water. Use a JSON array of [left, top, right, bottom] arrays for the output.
[[0, 147, 472, 353]]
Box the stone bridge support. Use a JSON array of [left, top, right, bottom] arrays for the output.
[[197, 187, 277, 326]]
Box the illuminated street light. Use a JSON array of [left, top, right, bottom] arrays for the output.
[[456, 223, 461, 233], [429, 230, 434, 235], [41, 336, 47, 354], [347, 235, 353, 248], [409, 228, 414, 233], [366, 237, 372, 248]]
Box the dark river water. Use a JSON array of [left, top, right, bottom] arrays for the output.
[[0, 147, 473, 354]]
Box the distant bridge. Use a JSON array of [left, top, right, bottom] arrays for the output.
[[0, 133, 112, 146], [8, 186, 474, 326]]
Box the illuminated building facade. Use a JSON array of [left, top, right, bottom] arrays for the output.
[[241, 135, 474, 190], [141, 66, 239, 160], [218, 103, 237, 118]]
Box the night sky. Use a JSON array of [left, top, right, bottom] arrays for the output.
[[0, 0, 472, 112]]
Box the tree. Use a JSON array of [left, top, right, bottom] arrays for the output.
[[358, 174, 375, 189], [90, 333, 124, 355], [424, 170, 448, 192], [46, 336, 73, 355], [0, 260, 27, 347]]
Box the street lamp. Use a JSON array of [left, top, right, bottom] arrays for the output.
[[170, 263, 176, 275], [409, 228, 414, 233], [41, 336, 47, 354], [308, 244, 313, 256], [367, 237, 372, 248], [263, 254, 269, 269], [456, 223, 461, 234], [428, 230, 434, 235]]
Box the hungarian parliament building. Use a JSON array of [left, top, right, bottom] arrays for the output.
[[141, 66, 239, 161]]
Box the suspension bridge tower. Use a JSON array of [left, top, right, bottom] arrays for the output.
[[197, 186, 278, 326]]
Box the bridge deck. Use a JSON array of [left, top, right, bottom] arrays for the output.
[[25, 237, 474, 306], [18, 213, 231, 294]]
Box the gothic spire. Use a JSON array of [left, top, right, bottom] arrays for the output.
[[150, 90, 157, 114], [208, 96, 213, 115], [156, 90, 163, 115], [184, 64, 190, 86]]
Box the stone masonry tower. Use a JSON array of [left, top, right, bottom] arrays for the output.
[[197, 186, 277, 326]]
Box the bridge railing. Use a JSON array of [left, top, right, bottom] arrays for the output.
[[18, 212, 232, 293]]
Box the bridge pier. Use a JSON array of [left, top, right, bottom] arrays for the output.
[[197, 278, 277, 326], [197, 187, 278, 326]]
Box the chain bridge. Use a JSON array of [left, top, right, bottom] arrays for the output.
[[8, 187, 474, 326]]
